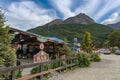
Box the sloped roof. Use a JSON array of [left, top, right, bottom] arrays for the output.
[[10, 28, 37, 37], [10, 28, 65, 43], [11, 28, 64, 43], [37, 36, 48, 42], [48, 37, 64, 43], [10, 28, 48, 42]]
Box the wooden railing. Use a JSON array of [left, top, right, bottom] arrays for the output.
[[0, 57, 78, 80]]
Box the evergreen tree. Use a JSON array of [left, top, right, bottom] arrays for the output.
[[108, 30, 120, 48], [81, 32, 94, 53], [0, 8, 16, 79]]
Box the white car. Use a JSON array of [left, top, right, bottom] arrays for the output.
[[115, 50, 120, 55], [98, 49, 111, 54]]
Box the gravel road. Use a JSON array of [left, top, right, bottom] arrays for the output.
[[53, 54, 120, 80]]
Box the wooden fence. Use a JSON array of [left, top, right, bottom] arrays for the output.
[[0, 57, 78, 80]]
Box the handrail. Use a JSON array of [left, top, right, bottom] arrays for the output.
[[0, 57, 76, 73], [0, 57, 78, 80], [17, 63, 75, 80]]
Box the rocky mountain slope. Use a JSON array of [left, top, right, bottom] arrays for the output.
[[63, 13, 95, 24], [107, 21, 120, 29], [46, 13, 95, 26]]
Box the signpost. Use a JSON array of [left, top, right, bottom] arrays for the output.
[[34, 43, 49, 63], [74, 38, 78, 43], [73, 38, 81, 53], [34, 51, 49, 63]]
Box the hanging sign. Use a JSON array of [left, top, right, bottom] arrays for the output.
[[39, 43, 44, 50]]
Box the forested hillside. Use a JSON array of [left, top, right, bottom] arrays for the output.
[[28, 23, 113, 47]]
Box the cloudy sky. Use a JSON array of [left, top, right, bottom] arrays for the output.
[[0, 0, 120, 31]]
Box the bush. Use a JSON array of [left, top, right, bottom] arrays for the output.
[[78, 53, 90, 67], [31, 66, 40, 74], [44, 64, 51, 71], [0, 72, 11, 80], [73, 58, 79, 65], [90, 54, 101, 62], [31, 62, 60, 74], [51, 62, 59, 69], [16, 70, 22, 79], [58, 45, 72, 56], [31, 64, 55, 79]]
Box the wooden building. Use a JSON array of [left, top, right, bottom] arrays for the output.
[[10, 28, 65, 59]]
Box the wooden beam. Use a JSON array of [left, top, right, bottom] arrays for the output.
[[0, 57, 77, 73], [17, 64, 75, 80]]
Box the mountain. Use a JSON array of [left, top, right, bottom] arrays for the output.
[[28, 23, 113, 47], [63, 13, 95, 24], [107, 21, 120, 29], [28, 13, 113, 47], [46, 19, 63, 26], [46, 13, 95, 26]]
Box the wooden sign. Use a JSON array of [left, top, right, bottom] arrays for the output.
[[34, 51, 49, 63]]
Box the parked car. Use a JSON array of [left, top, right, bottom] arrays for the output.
[[98, 49, 111, 54], [115, 50, 120, 55]]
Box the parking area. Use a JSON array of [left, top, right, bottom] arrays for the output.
[[55, 54, 120, 80]]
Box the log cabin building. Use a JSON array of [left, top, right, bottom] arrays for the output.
[[10, 28, 65, 59]]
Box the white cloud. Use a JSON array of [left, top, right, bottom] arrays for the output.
[[102, 12, 120, 25], [73, 0, 120, 22], [50, 0, 75, 19], [50, 0, 106, 21], [5, 1, 57, 31], [110, 13, 119, 19], [2, 0, 120, 31], [75, 0, 101, 18], [94, 0, 120, 21]]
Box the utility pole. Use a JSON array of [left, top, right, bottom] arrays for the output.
[[48, 25, 50, 37], [48, 17, 50, 37]]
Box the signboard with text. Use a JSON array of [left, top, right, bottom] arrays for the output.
[[34, 51, 49, 63]]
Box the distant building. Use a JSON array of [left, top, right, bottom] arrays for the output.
[[10, 28, 65, 59]]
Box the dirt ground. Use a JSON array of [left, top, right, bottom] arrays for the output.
[[50, 54, 120, 80]]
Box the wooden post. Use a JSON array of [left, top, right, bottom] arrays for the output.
[[53, 43, 55, 54], [11, 70, 15, 80], [70, 58, 73, 69], [39, 63, 44, 80], [65, 60, 67, 71], [59, 60, 62, 73]]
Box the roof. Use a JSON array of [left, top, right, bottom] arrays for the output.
[[48, 37, 64, 43], [37, 36, 48, 42], [10, 28, 65, 43], [10, 28, 39, 37], [10, 28, 48, 42]]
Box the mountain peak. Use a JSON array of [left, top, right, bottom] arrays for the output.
[[64, 13, 95, 24], [45, 13, 95, 26], [46, 19, 63, 26], [76, 13, 87, 17]]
